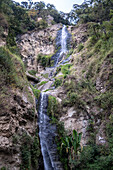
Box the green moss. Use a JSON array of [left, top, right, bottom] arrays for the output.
[[62, 91, 86, 109], [95, 91, 113, 111], [0, 47, 26, 88], [66, 48, 74, 59], [1, 167, 7, 170], [61, 64, 72, 75], [47, 95, 60, 118], [44, 89, 51, 92], [31, 85, 41, 99], [42, 73, 49, 79], [77, 43, 84, 52], [38, 81, 48, 86], [37, 19, 48, 29], [54, 78, 62, 88], [37, 53, 53, 67], [28, 70, 37, 76], [20, 130, 41, 170], [31, 136, 40, 169]]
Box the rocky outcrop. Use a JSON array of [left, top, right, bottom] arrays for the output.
[[17, 24, 62, 71], [0, 86, 37, 169], [68, 24, 88, 47], [0, 46, 38, 169]]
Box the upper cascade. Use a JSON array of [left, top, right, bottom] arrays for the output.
[[49, 25, 70, 70], [60, 25, 67, 55]]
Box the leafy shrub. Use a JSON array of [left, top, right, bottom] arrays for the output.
[[95, 91, 113, 111], [31, 85, 41, 99], [37, 53, 53, 67], [61, 64, 72, 75], [37, 19, 48, 29], [0, 47, 25, 87], [31, 136, 40, 169], [39, 81, 48, 86], [54, 78, 62, 88], [69, 92, 78, 105], [89, 35, 98, 46], [78, 44, 84, 52], [66, 48, 74, 58], [94, 39, 103, 52], [20, 131, 41, 170], [28, 70, 37, 76], [56, 129, 82, 170], [63, 92, 85, 108], [47, 95, 60, 118], [42, 73, 49, 79], [1, 167, 6, 170]]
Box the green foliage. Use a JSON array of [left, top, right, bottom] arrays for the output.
[[37, 19, 48, 29], [47, 95, 60, 118], [20, 131, 41, 170], [0, 47, 25, 87], [67, 115, 113, 170], [78, 43, 84, 52], [72, 0, 113, 24], [69, 92, 79, 105], [28, 70, 37, 76], [1, 167, 6, 170], [73, 143, 113, 170], [31, 136, 40, 169], [39, 81, 48, 86], [61, 64, 72, 75], [63, 91, 86, 109], [0, 47, 16, 84], [37, 53, 53, 67], [31, 85, 41, 99], [57, 129, 82, 169], [20, 133, 32, 170], [54, 78, 62, 88], [42, 73, 49, 79], [66, 48, 74, 59], [95, 91, 113, 111], [106, 115, 113, 149], [72, 129, 82, 154]]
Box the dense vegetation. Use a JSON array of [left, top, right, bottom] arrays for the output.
[[0, 0, 113, 169], [55, 0, 113, 169]]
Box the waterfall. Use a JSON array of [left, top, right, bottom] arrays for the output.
[[38, 25, 70, 169], [49, 25, 68, 77], [60, 25, 67, 55], [38, 93, 63, 170], [55, 25, 68, 66]]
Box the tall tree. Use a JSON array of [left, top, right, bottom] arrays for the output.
[[34, 1, 45, 11]]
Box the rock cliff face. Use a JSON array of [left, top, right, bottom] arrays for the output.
[[16, 23, 108, 147], [0, 47, 38, 169], [17, 24, 62, 71], [0, 87, 37, 169], [1, 22, 112, 168]]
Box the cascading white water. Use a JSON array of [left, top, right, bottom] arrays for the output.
[[38, 93, 63, 170], [54, 25, 68, 67], [60, 25, 67, 55], [38, 25, 70, 169]]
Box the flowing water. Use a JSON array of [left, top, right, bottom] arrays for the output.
[[55, 25, 68, 66], [38, 93, 63, 170], [38, 26, 70, 170], [49, 25, 69, 77]]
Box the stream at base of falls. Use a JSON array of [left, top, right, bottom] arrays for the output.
[[38, 25, 70, 170]]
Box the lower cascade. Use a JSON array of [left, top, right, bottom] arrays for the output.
[[38, 93, 63, 170]]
